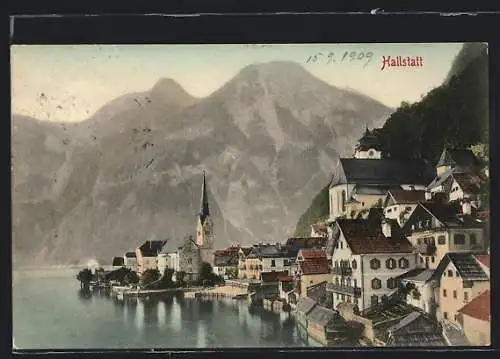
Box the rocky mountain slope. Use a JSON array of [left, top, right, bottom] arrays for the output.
[[12, 61, 392, 266]]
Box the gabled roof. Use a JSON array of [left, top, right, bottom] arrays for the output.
[[283, 237, 327, 258], [247, 243, 283, 259], [307, 306, 338, 326], [336, 218, 414, 254], [300, 260, 330, 275], [413, 201, 483, 229], [329, 158, 435, 188], [427, 167, 454, 189], [298, 248, 327, 260], [436, 148, 482, 172], [452, 172, 484, 193], [399, 268, 435, 283], [138, 240, 168, 257], [434, 253, 489, 281], [386, 188, 427, 205], [388, 311, 423, 333], [296, 297, 317, 314], [458, 290, 490, 322]]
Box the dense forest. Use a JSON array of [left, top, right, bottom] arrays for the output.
[[294, 43, 489, 237]]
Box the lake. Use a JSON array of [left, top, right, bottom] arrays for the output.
[[12, 268, 317, 349]]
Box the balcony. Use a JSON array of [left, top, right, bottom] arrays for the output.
[[415, 243, 437, 255], [332, 267, 353, 276], [327, 283, 361, 297]]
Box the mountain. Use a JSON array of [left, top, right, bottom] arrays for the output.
[[294, 43, 489, 235], [11, 61, 392, 266]]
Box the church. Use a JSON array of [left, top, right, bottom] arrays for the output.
[[196, 170, 216, 266]]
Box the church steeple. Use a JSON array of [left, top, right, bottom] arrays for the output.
[[199, 171, 210, 224]]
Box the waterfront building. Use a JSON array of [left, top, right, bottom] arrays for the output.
[[402, 201, 486, 270], [327, 218, 416, 312], [294, 248, 331, 297], [212, 246, 240, 279], [123, 252, 137, 272], [434, 253, 490, 325], [284, 237, 327, 273], [196, 171, 215, 266], [296, 297, 318, 328], [157, 239, 182, 273], [457, 290, 490, 346], [135, 240, 168, 274], [245, 243, 287, 280], [237, 247, 253, 279]]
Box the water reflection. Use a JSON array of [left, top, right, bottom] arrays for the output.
[[78, 288, 92, 301]]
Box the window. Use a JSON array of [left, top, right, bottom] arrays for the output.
[[470, 234, 477, 245], [387, 208, 392, 213], [353, 279, 357, 287], [335, 277, 339, 285], [438, 235, 446, 245], [352, 260, 357, 269], [447, 270, 453, 277], [399, 258, 409, 269], [347, 296, 352, 303], [335, 260, 338, 268], [371, 295, 378, 307], [417, 238, 423, 245], [454, 234, 466, 245], [340, 242, 344, 249], [336, 293, 340, 300], [431, 256, 435, 263], [406, 206, 412, 212], [341, 294, 345, 301], [443, 289, 447, 297], [420, 256, 424, 264], [386, 258, 396, 269], [455, 271, 460, 277], [464, 292, 469, 302], [341, 190, 346, 212], [271, 260, 276, 267], [453, 290, 457, 299], [387, 278, 397, 289], [370, 258, 381, 270], [444, 312, 448, 320], [372, 278, 382, 290]]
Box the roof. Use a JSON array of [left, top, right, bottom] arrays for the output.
[[434, 253, 489, 281], [296, 297, 317, 314], [247, 243, 284, 259], [458, 290, 490, 322], [452, 172, 484, 193], [160, 238, 183, 254], [260, 270, 288, 283], [427, 167, 454, 189], [198, 171, 210, 225], [329, 158, 435, 188], [336, 218, 414, 254], [138, 240, 168, 257], [388, 333, 447, 347], [399, 269, 435, 283], [112, 257, 124, 266], [306, 281, 328, 305], [298, 248, 327, 260], [388, 312, 423, 333], [307, 306, 337, 326], [125, 252, 136, 258], [283, 237, 327, 258], [239, 247, 253, 256], [355, 127, 384, 151], [474, 254, 490, 269], [300, 260, 330, 275], [387, 188, 427, 204], [419, 201, 482, 228], [436, 148, 482, 172], [353, 185, 390, 196]]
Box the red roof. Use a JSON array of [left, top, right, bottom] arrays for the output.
[[298, 248, 327, 260], [474, 254, 490, 269], [337, 219, 414, 254], [458, 290, 490, 322], [215, 246, 240, 257], [300, 259, 330, 275]]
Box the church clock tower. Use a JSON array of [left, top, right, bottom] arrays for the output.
[[196, 171, 215, 265]]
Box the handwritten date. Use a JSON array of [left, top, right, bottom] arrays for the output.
[[306, 51, 374, 67]]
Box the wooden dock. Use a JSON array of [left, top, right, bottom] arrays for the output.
[[184, 285, 248, 300]]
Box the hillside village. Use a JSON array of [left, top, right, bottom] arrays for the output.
[[95, 126, 490, 348]]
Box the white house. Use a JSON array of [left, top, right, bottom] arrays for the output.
[[383, 188, 426, 226], [123, 252, 138, 272], [157, 253, 168, 275], [327, 218, 417, 312], [135, 240, 167, 274], [399, 268, 438, 315]]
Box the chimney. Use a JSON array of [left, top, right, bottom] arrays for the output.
[[381, 218, 392, 238], [461, 199, 472, 216], [425, 191, 432, 201]]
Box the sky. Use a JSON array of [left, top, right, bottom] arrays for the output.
[[11, 43, 465, 123]]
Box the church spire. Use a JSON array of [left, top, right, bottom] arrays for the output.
[[199, 170, 210, 223]]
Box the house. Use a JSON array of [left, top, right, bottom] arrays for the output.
[[403, 201, 486, 270], [295, 248, 331, 297], [327, 218, 417, 312], [398, 268, 439, 315], [344, 185, 393, 219], [212, 247, 240, 279], [112, 256, 125, 270], [383, 188, 427, 225], [295, 297, 318, 328], [385, 311, 446, 347], [245, 243, 288, 280], [258, 270, 288, 300], [277, 274, 295, 302], [328, 157, 435, 220], [306, 305, 342, 346], [158, 239, 182, 273], [237, 247, 253, 280], [283, 237, 327, 271], [123, 252, 137, 272], [434, 253, 490, 324], [178, 235, 201, 282], [435, 148, 483, 177], [135, 240, 167, 274], [457, 290, 490, 346]]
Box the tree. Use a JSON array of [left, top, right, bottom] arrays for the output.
[[76, 268, 93, 289], [225, 267, 238, 280], [198, 262, 224, 286], [158, 268, 176, 289], [139, 268, 161, 288], [123, 270, 140, 286]]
